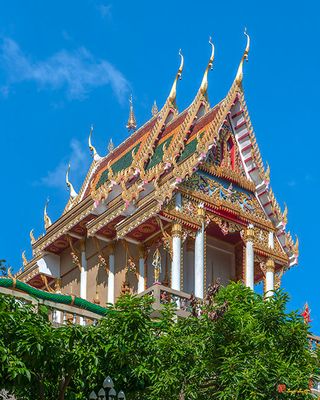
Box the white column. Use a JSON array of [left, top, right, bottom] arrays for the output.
[[194, 226, 204, 298], [138, 245, 145, 293], [244, 225, 255, 290], [194, 206, 206, 298], [80, 241, 87, 326], [55, 279, 62, 324], [171, 223, 182, 291], [107, 243, 115, 304], [80, 244, 87, 300], [265, 259, 275, 298]]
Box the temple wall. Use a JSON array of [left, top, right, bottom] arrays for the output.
[[55, 234, 236, 304], [86, 237, 108, 306], [206, 236, 235, 287], [60, 249, 80, 297]]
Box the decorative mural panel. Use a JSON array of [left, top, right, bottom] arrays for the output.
[[181, 171, 266, 220]]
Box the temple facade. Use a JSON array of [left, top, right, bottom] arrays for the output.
[[15, 32, 299, 310]]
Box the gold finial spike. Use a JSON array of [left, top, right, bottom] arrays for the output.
[[282, 203, 288, 224], [200, 36, 215, 95], [88, 125, 102, 162], [30, 229, 36, 244], [151, 100, 158, 116], [293, 235, 299, 256], [44, 198, 52, 231], [265, 162, 270, 182], [108, 138, 114, 153], [7, 267, 13, 279], [235, 28, 250, 85], [66, 163, 78, 200], [126, 94, 137, 132], [22, 251, 28, 267], [168, 49, 184, 104]]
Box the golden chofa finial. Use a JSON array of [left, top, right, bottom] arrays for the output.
[[200, 36, 215, 95], [235, 28, 250, 85], [88, 125, 102, 162], [44, 198, 52, 231], [30, 229, 36, 245], [168, 49, 184, 104], [22, 251, 28, 267], [66, 163, 78, 200], [126, 94, 137, 132]]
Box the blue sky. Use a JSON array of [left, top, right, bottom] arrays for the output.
[[1, 1, 319, 331]]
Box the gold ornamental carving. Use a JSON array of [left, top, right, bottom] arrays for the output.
[[172, 223, 183, 238]]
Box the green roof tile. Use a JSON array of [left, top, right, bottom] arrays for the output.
[[96, 143, 141, 189], [146, 136, 173, 171]]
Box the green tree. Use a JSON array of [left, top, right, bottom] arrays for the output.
[[0, 283, 317, 400]]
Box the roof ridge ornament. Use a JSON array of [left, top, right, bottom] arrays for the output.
[[22, 251, 28, 267], [30, 229, 36, 245], [200, 36, 215, 95], [44, 198, 52, 231], [108, 138, 114, 153], [126, 94, 137, 132], [168, 49, 184, 104], [235, 28, 250, 85], [66, 163, 78, 200], [88, 125, 102, 161], [151, 100, 158, 116]]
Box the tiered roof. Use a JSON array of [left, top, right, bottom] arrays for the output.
[[18, 32, 298, 283]]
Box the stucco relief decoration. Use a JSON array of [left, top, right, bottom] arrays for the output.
[[209, 215, 242, 236], [182, 173, 258, 214]]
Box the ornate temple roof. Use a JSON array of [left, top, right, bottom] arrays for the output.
[[19, 32, 298, 282]]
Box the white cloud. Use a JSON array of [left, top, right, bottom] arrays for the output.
[[0, 37, 129, 102], [287, 180, 296, 187], [39, 139, 90, 190], [97, 3, 112, 18]]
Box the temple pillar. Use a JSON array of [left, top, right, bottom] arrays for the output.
[[138, 245, 145, 293], [80, 241, 87, 326], [80, 241, 87, 300], [171, 223, 182, 291], [194, 206, 206, 299], [265, 258, 275, 298], [244, 225, 255, 290], [107, 242, 115, 304]]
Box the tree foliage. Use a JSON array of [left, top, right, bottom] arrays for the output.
[[0, 282, 317, 399]]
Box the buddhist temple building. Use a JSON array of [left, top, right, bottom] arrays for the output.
[[16, 32, 299, 311]]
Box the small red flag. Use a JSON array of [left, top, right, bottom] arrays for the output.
[[301, 303, 311, 324]]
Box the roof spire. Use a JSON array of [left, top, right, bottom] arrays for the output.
[[151, 100, 158, 116], [88, 125, 102, 161], [168, 49, 184, 104], [44, 198, 52, 231], [66, 163, 78, 200], [235, 28, 250, 85], [126, 94, 137, 132], [200, 36, 215, 95]]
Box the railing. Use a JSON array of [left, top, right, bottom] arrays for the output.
[[0, 284, 103, 326], [137, 283, 199, 318], [308, 334, 320, 351]]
